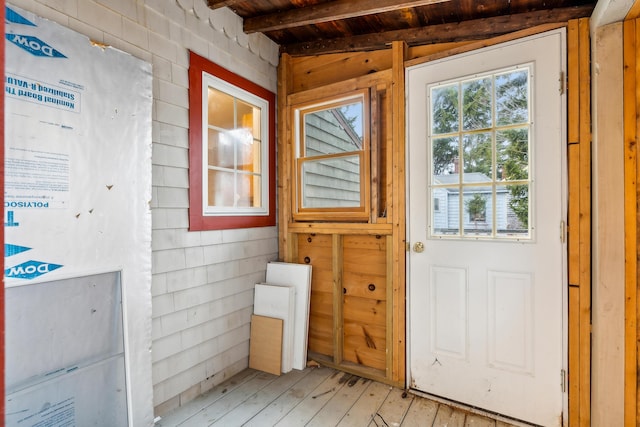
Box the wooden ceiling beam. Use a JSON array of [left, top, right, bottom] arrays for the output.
[[243, 0, 449, 34], [206, 0, 241, 10], [280, 5, 594, 56]]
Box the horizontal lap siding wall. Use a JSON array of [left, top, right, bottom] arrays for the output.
[[10, 0, 279, 417]]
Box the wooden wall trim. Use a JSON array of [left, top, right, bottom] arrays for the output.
[[592, 21, 626, 426], [567, 17, 592, 427], [278, 53, 293, 261], [577, 18, 592, 427], [287, 70, 392, 104], [404, 22, 566, 68], [390, 41, 407, 385], [623, 17, 639, 427]]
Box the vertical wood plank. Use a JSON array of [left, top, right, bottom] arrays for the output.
[[567, 19, 583, 427], [391, 40, 408, 384], [386, 235, 394, 380], [568, 17, 592, 427], [371, 86, 380, 223], [577, 17, 593, 427], [592, 21, 625, 426], [383, 83, 394, 222], [300, 233, 335, 357], [623, 17, 639, 427], [635, 21, 640, 425], [277, 53, 293, 262], [334, 234, 344, 365]]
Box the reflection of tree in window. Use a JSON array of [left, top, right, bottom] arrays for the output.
[[466, 194, 487, 224], [430, 67, 531, 237]]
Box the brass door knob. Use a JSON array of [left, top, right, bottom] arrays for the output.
[[413, 242, 425, 253]]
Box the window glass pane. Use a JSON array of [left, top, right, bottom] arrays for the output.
[[462, 77, 492, 131], [431, 187, 459, 235], [497, 128, 529, 181], [431, 84, 459, 134], [238, 138, 260, 173], [496, 69, 528, 126], [207, 128, 233, 168], [301, 155, 361, 208], [252, 109, 262, 140], [236, 100, 253, 127], [207, 87, 234, 129], [463, 189, 492, 237], [207, 169, 234, 207], [236, 174, 260, 208], [498, 184, 529, 237], [462, 132, 492, 181], [432, 136, 459, 179], [304, 101, 363, 156], [428, 65, 532, 240]]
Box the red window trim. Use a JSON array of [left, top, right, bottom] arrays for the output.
[[188, 51, 276, 231]]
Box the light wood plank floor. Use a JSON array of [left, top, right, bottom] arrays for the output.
[[156, 366, 524, 427]]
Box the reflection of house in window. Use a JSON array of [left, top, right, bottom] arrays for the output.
[[302, 106, 363, 208], [433, 197, 440, 212], [432, 172, 525, 234]]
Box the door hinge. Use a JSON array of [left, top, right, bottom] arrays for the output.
[[560, 220, 566, 244], [561, 369, 567, 393], [559, 71, 566, 95]]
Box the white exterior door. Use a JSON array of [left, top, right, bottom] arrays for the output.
[[407, 30, 567, 426]]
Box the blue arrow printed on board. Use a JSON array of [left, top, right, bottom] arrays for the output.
[[5, 244, 31, 257], [5, 7, 36, 26]]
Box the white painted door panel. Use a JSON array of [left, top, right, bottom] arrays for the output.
[[407, 30, 567, 426]]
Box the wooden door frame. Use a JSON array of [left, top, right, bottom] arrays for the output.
[[623, 14, 639, 427], [277, 20, 592, 424], [567, 18, 592, 427]]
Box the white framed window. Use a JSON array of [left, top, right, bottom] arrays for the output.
[[428, 64, 532, 239], [202, 73, 268, 216], [188, 51, 275, 231]]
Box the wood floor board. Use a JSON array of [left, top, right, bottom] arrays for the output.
[[336, 380, 393, 426], [367, 387, 414, 427], [433, 404, 466, 427], [156, 369, 259, 427], [274, 371, 355, 426], [158, 367, 524, 427], [465, 413, 498, 426], [242, 366, 337, 426], [401, 395, 439, 426], [306, 376, 371, 426], [178, 372, 277, 426], [209, 368, 310, 426]]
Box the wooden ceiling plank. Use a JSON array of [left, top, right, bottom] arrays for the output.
[[243, 0, 449, 34], [281, 5, 594, 56], [206, 0, 242, 10]]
